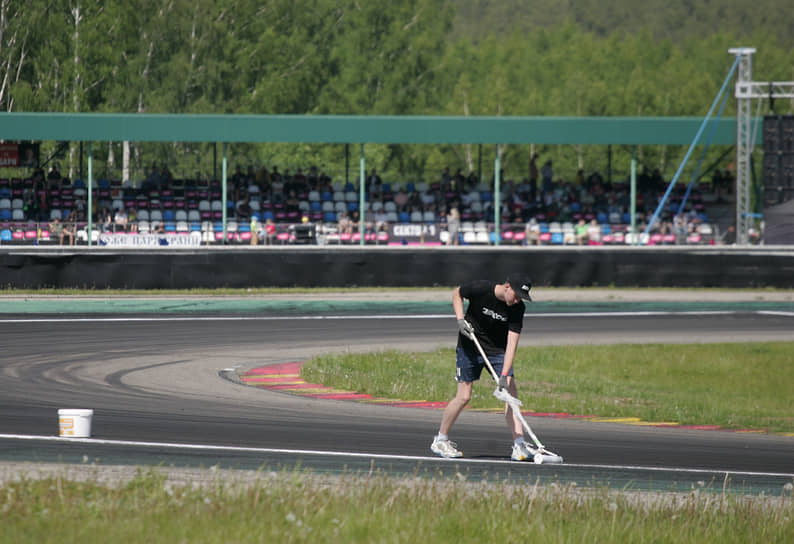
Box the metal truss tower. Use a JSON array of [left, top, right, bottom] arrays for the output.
[[729, 48, 794, 244]]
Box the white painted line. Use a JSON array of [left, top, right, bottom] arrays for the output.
[[757, 310, 794, 317], [1, 434, 792, 478], [0, 311, 749, 324]]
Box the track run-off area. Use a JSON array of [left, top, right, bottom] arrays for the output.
[[0, 289, 792, 495]]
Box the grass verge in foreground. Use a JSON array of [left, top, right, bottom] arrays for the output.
[[2, 471, 792, 543], [302, 342, 794, 434]]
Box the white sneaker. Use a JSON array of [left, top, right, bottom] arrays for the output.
[[511, 441, 533, 461], [431, 437, 463, 458]]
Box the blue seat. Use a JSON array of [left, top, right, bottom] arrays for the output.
[[0, 229, 11, 241], [310, 201, 322, 212], [596, 212, 608, 224], [213, 222, 224, 232], [600, 224, 612, 235], [480, 191, 493, 202], [0, 209, 11, 221], [162, 210, 175, 221], [164, 222, 176, 232], [622, 212, 631, 223], [321, 191, 333, 201], [347, 202, 358, 212], [551, 232, 564, 244], [324, 211, 336, 222], [539, 222, 549, 233], [189, 222, 201, 232], [398, 211, 411, 223], [570, 202, 581, 213], [262, 211, 274, 221]]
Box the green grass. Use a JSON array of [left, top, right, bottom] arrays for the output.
[[302, 342, 794, 433], [2, 470, 792, 543]]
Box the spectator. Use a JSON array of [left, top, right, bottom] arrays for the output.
[[575, 219, 588, 245], [114, 208, 128, 233], [142, 163, 161, 192], [540, 159, 554, 198], [338, 211, 352, 234], [264, 218, 276, 245], [374, 208, 389, 233], [49, 217, 74, 246], [393, 187, 409, 212], [525, 218, 540, 246], [446, 207, 460, 245], [237, 195, 252, 221]]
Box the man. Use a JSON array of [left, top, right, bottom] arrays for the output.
[[431, 273, 533, 461]]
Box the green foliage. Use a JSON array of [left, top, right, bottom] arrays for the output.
[[302, 342, 794, 433], [1, 0, 792, 182]]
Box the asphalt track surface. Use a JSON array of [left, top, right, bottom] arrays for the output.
[[1, 301, 793, 494]]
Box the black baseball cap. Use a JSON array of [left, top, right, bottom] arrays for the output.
[[507, 273, 532, 302]]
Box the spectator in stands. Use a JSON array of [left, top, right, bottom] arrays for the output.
[[374, 207, 389, 233], [720, 225, 736, 245], [114, 207, 128, 233], [337, 211, 352, 234], [142, 163, 161, 193], [525, 218, 540, 246], [393, 187, 409, 212], [99, 207, 112, 232], [237, 195, 252, 221], [49, 218, 74, 246], [446, 207, 460, 246], [540, 159, 554, 199], [575, 219, 588, 245], [47, 163, 62, 189], [264, 218, 276, 244]]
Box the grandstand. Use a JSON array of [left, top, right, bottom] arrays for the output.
[[0, 166, 726, 247]]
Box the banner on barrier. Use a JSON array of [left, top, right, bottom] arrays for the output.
[[98, 233, 201, 247]]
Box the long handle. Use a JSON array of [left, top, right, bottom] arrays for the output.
[[468, 333, 545, 450]]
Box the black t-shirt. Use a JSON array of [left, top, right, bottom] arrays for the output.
[[458, 280, 525, 355]]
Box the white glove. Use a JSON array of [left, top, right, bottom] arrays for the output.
[[457, 318, 474, 340]]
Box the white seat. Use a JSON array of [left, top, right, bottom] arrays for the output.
[[0, 198, 11, 209], [12, 209, 25, 220], [187, 210, 201, 222], [249, 200, 261, 212], [384, 201, 397, 212], [423, 211, 436, 222], [475, 231, 490, 244], [371, 201, 383, 212], [111, 199, 124, 211], [175, 210, 188, 222], [470, 201, 483, 213], [322, 201, 335, 212], [211, 200, 223, 211], [463, 231, 477, 244], [548, 222, 562, 233], [49, 209, 62, 220], [149, 210, 163, 222], [410, 211, 423, 222], [137, 220, 150, 233], [137, 209, 150, 221], [385, 211, 398, 222], [11, 198, 24, 209], [333, 191, 345, 202], [335, 201, 347, 212], [176, 221, 189, 232], [308, 191, 320, 202], [473, 221, 487, 232], [198, 200, 211, 211], [226, 221, 238, 232], [461, 221, 474, 232], [345, 191, 358, 202], [298, 200, 310, 212]]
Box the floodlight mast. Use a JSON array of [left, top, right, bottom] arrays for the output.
[[729, 47, 794, 244]]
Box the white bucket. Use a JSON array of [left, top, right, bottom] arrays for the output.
[[58, 409, 93, 438]]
